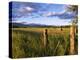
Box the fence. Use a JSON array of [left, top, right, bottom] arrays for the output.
[[43, 26, 76, 55]]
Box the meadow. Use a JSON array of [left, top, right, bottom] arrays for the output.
[[11, 27, 78, 58]]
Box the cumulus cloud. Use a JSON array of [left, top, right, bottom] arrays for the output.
[[42, 12, 55, 17], [25, 6, 34, 11], [15, 6, 35, 18], [11, 2, 76, 20], [12, 20, 27, 24], [42, 10, 66, 17], [42, 9, 76, 19], [19, 6, 34, 13]]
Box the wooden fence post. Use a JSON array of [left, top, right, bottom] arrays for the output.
[[70, 25, 75, 54], [43, 29, 48, 48]]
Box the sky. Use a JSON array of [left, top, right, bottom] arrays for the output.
[[9, 2, 77, 26]]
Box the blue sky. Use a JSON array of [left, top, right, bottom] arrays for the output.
[[9, 2, 76, 26]]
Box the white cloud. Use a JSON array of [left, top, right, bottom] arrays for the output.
[[42, 12, 56, 17], [19, 6, 34, 12], [42, 5, 67, 17], [25, 6, 34, 11], [42, 10, 66, 17], [13, 16, 71, 26]]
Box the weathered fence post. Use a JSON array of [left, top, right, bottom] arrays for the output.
[[43, 29, 48, 48], [61, 26, 63, 31], [43, 29, 48, 55], [70, 25, 75, 54]]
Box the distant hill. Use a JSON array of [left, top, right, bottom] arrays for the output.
[[9, 22, 48, 28], [9, 22, 73, 28]]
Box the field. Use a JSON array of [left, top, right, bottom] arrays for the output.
[[11, 27, 78, 58]]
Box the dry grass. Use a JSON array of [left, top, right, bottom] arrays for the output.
[[11, 27, 77, 58]]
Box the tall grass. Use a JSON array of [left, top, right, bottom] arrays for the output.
[[12, 28, 78, 58]]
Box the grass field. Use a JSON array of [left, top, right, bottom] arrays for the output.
[[11, 27, 78, 58]]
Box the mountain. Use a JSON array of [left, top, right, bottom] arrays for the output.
[[10, 22, 48, 27], [9, 22, 71, 28]]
